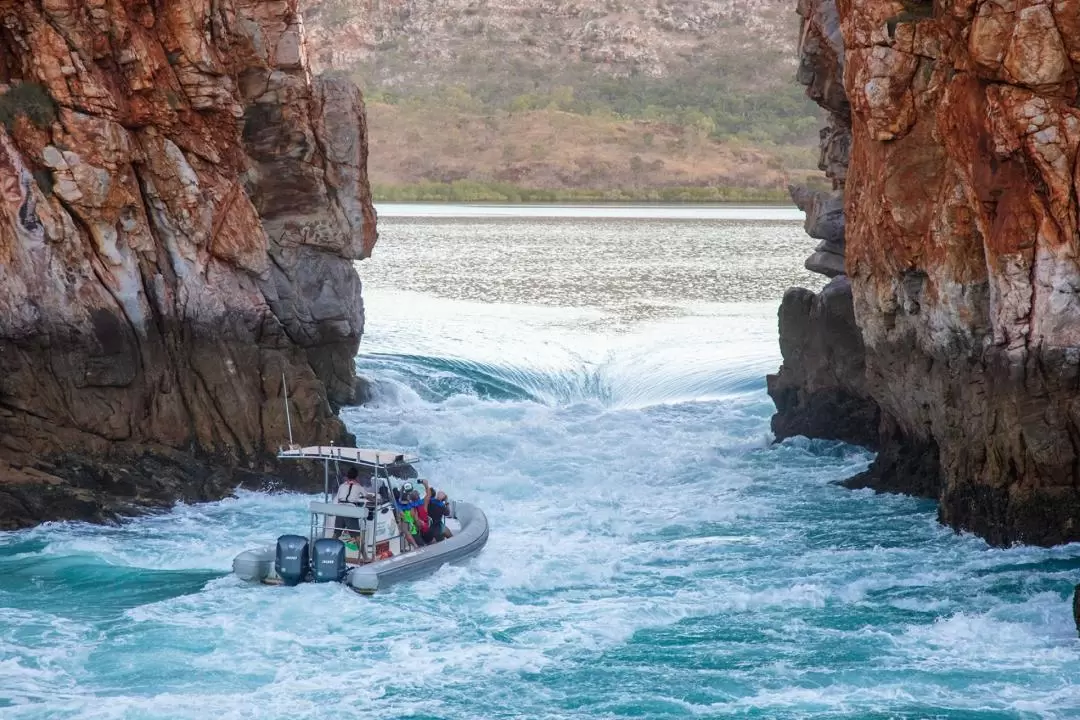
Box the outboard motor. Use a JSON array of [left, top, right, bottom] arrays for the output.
[[275, 534, 309, 587], [311, 538, 347, 583]]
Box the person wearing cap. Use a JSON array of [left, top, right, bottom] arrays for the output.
[[395, 482, 424, 548]]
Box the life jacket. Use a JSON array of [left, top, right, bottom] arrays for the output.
[[336, 480, 368, 504]]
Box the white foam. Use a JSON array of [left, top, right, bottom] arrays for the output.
[[6, 280, 1080, 719]]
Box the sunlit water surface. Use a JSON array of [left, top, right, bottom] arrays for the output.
[[3, 205, 1080, 719]]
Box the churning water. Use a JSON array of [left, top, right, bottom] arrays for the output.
[[3, 204, 1080, 719]]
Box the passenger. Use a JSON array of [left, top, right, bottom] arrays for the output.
[[333, 467, 367, 538], [336, 467, 373, 503], [426, 488, 453, 541], [396, 482, 424, 549], [417, 480, 443, 544], [408, 488, 430, 546], [412, 487, 432, 543], [399, 513, 421, 550]]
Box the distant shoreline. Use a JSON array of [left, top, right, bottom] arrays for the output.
[[372, 181, 802, 205], [373, 202, 806, 221]]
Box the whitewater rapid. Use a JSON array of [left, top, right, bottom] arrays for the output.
[[3, 207, 1080, 719]]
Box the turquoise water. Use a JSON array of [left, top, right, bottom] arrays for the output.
[[3, 207, 1080, 718]]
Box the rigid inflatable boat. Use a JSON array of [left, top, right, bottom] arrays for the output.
[[232, 445, 489, 594]]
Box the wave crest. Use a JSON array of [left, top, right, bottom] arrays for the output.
[[355, 347, 778, 409]]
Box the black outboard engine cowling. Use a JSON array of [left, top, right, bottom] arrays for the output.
[[312, 538, 347, 583], [275, 534, 309, 586]]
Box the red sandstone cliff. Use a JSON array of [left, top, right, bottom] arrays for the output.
[[0, 0, 377, 528], [772, 0, 1080, 546]]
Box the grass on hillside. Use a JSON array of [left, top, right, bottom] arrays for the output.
[[342, 15, 822, 149], [364, 73, 821, 149], [364, 102, 821, 196]]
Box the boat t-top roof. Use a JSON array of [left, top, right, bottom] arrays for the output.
[[278, 445, 420, 467]]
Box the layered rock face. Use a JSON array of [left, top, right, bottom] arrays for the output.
[[0, 0, 377, 528], [302, 0, 798, 80], [768, 0, 878, 456], [772, 0, 1080, 546]]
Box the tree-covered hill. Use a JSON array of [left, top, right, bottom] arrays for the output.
[[303, 0, 821, 199]]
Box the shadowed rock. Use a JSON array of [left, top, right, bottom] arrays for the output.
[[1074, 586, 1080, 637], [767, 277, 878, 448], [790, 184, 845, 277], [350, 376, 375, 407]]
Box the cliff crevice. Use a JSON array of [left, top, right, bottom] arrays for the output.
[[0, 0, 376, 529]]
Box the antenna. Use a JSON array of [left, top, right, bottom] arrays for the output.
[[282, 371, 295, 449]]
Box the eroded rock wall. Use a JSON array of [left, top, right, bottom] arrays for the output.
[[775, 0, 1080, 546], [767, 0, 877, 452], [0, 0, 376, 528], [845, 0, 1080, 546]]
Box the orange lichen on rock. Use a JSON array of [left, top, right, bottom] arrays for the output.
[[774, 0, 1080, 546], [0, 0, 377, 528]]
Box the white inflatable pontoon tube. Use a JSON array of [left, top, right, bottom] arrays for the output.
[[231, 502, 489, 593]]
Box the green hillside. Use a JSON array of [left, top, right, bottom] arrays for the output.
[[303, 0, 820, 198]]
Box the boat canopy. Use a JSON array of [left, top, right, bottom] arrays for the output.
[[278, 445, 420, 467]]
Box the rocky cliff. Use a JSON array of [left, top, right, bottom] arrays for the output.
[[302, 0, 799, 83], [771, 0, 1080, 547], [0, 0, 376, 529]]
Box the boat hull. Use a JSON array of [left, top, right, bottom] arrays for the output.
[[231, 502, 489, 593]]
